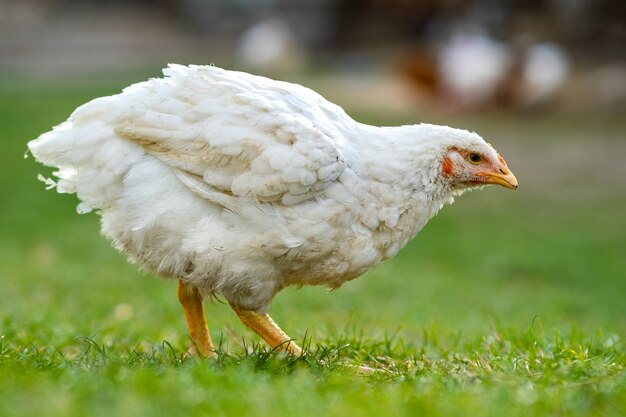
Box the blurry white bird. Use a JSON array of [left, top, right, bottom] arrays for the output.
[[438, 31, 512, 108], [28, 65, 517, 357], [235, 18, 303, 74], [519, 42, 569, 106]]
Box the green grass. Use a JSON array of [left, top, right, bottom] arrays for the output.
[[1, 82, 625, 417]]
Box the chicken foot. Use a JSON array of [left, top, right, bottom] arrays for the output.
[[227, 303, 388, 374], [229, 303, 303, 356], [177, 280, 216, 358]]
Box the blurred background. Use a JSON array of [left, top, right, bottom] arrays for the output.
[[1, 0, 625, 356], [1, 0, 625, 112]]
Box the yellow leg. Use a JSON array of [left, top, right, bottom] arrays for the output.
[[229, 303, 380, 374], [230, 303, 302, 356], [177, 280, 216, 358]]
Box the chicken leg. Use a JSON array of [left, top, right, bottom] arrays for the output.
[[229, 303, 303, 356], [177, 280, 216, 358]]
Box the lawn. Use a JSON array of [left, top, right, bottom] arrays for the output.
[[1, 80, 625, 417]]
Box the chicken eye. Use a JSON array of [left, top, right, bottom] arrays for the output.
[[468, 153, 483, 164]]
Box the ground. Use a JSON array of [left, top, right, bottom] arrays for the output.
[[0, 80, 625, 417]]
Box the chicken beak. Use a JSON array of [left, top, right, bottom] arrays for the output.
[[484, 171, 518, 189], [483, 156, 518, 189]]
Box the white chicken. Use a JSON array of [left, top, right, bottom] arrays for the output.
[[28, 65, 517, 357]]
